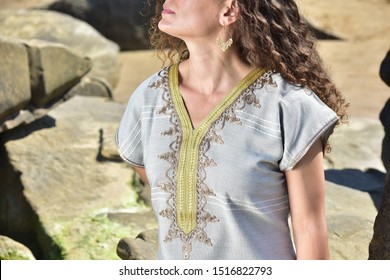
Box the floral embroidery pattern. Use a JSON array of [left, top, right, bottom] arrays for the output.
[[151, 66, 275, 259]]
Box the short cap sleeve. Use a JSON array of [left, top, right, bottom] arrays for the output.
[[279, 87, 338, 171], [116, 86, 145, 167]]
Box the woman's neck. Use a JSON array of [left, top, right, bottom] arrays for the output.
[[178, 43, 254, 97]]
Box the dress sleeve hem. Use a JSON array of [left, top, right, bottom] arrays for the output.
[[115, 129, 145, 168], [281, 116, 338, 171]]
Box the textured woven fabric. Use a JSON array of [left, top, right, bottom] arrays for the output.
[[116, 64, 338, 260]]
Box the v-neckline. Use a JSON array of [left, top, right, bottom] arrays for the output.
[[169, 63, 265, 134], [167, 63, 265, 236]]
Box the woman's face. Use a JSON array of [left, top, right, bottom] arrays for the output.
[[158, 0, 226, 41]]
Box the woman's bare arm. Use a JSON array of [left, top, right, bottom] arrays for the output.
[[134, 166, 149, 185], [285, 139, 330, 260]]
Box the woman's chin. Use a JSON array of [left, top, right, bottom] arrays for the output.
[[158, 22, 177, 37]]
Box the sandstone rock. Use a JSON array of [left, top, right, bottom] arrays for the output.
[[308, 22, 341, 40], [0, 37, 31, 124], [0, 109, 37, 133], [26, 39, 92, 107], [97, 124, 121, 162], [0, 96, 157, 259], [0, 235, 36, 260], [45, 0, 153, 51], [325, 118, 385, 173], [107, 210, 156, 230], [117, 229, 158, 260], [0, 140, 43, 258], [325, 118, 385, 210], [324, 117, 384, 259], [137, 228, 158, 245], [326, 181, 377, 260], [0, 0, 53, 10], [67, 77, 112, 99], [0, 37, 91, 133], [0, 9, 120, 88]]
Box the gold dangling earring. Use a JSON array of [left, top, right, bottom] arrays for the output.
[[216, 26, 233, 52]]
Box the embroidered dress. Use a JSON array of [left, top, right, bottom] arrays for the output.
[[116, 64, 338, 260]]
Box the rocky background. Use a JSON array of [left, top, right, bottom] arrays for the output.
[[0, 0, 389, 260]]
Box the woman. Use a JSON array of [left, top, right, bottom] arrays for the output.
[[116, 0, 348, 260]]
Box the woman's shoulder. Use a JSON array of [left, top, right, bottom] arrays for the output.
[[264, 72, 329, 108], [264, 72, 306, 96], [254, 71, 337, 124]]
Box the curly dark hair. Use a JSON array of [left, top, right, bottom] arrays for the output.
[[148, 0, 348, 125]]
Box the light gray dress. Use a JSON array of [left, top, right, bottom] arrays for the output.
[[116, 64, 338, 260]]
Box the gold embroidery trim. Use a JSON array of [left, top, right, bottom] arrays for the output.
[[169, 64, 266, 235]]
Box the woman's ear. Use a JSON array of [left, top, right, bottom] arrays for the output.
[[220, 0, 240, 26]]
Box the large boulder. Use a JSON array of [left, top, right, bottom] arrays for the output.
[[326, 180, 377, 260], [0, 36, 92, 133], [0, 96, 157, 259], [0, 9, 120, 88], [324, 117, 384, 259], [27, 39, 92, 107], [117, 229, 158, 260], [0, 9, 121, 133], [0, 235, 35, 260], [45, 0, 153, 51], [0, 38, 31, 125], [324, 118, 385, 173]]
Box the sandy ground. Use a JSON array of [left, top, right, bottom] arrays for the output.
[[1, 0, 389, 119]]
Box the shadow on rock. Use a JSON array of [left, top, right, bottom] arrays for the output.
[[309, 23, 342, 40], [1, 115, 56, 143], [325, 168, 386, 210]]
